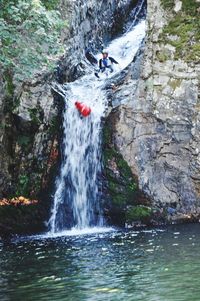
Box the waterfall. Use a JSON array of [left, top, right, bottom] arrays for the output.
[[49, 82, 106, 232], [48, 5, 146, 234]]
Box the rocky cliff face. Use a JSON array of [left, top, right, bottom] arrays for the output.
[[0, 0, 139, 234], [107, 0, 200, 222]]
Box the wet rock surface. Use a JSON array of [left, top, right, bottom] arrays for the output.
[[102, 109, 150, 226], [105, 0, 200, 224]]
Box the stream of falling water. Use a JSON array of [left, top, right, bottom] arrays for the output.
[[48, 3, 146, 234]]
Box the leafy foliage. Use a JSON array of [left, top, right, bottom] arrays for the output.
[[0, 0, 66, 81], [41, 0, 60, 10], [16, 174, 29, 196]]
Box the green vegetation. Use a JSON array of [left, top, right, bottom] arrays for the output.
[[17, 135, 32, 147], [126, 206, 152, 223], [48, 115, 60, 135], [16, 174, 30, 196], [0, 0, 66, 81], [181, 0, 199, 15], [117, 157, 133, 178], [28, 107, 41, 126], [102, 124, 138, 208], [161, 0, 199, 13], [160, 0, 200, 63], [168, 79, 182, 90], [102, 118, 152, 225], [160, 0, 174, 10], [41, 0, 60, 10], [156, 50, 170, 62], [16, 165, 44, 198], [3, 71, 15, 96], [15, 171, 42, 198]]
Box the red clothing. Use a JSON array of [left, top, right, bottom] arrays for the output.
[[75, 102, 91, 117]]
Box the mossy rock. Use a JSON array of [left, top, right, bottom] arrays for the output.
[[112, 195, 127, 207], [156, 50, 170, 62], [102, 114, 150, 226], [28, 106, 44, 126], [13, 167, 43, 199], [48, 115, 60, 135], [3, 71, 14, 97], [168, 79, 182, 90], [160, 0, 174, 10], [159, 0, 200, 63], [126, 206, 152, 223], [161, 0, 199, 15], [103, 148, 137, 208], [117, 158, 133, 178]]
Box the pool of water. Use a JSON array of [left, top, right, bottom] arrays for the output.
[[1, 223, 200, 301]]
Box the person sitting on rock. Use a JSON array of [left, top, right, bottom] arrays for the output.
[[95, 49, 119, 78]]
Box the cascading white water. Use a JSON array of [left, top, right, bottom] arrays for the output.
[[48, 6, 146, 234], [49, 81, 106, 232]]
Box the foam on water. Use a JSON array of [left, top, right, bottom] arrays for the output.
[[22, 227, 115, 242], [46, 226, 115, 238]]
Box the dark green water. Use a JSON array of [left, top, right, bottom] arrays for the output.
[[1, 224, 200, 301]]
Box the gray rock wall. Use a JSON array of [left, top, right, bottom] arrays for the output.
[[109, 0, 200, 215]]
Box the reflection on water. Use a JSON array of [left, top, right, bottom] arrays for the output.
[[1, 224, 200, 301]]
